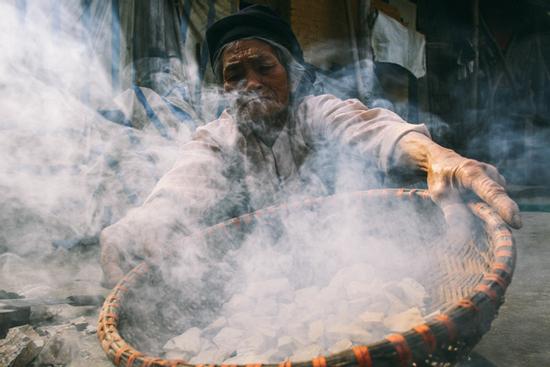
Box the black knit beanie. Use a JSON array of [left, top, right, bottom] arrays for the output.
[[206, 5, 304, 69]]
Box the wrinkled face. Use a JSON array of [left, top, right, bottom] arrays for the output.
[[222, 39, 290, 122]]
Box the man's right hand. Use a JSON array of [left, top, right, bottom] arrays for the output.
[[99, 219, 165, 288], [99, 225, 127, 288]]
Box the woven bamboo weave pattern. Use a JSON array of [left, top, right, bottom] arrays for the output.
[[98, 189, 516, 367]]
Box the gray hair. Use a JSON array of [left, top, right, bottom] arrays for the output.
[[212, 37, 314, 103]]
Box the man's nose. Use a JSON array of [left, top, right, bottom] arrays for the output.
[[244, 70, 263, 91]]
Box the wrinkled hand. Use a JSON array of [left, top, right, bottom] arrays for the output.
[[100, 221, 163, 288], [395, 132, 521, 231], [427, 147, 522, 230]]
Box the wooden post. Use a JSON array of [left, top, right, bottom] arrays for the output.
[[358, 0, 372, 61], [472, 0, 479, 123], [346, 0, 367, 102], [131, 0, 184, 91]]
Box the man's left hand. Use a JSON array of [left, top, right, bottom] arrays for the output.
[[395, 132, 522, 229]]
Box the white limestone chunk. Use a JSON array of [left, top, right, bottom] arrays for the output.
[[245, 278, 292, 301], [253, 298, 278, 317], [345, 280, 373, 299], [383, 307, 425, 332], [213, 327, 244, 349], [398, 278, 427, 307], [163, 327, 202, 358], [358, 311, 384, 327], [203, 316, 227, 336], [223, 351, 264, 365], [224, 294, 254, 313], [307, 320, 325, 343], [347, 296, 374, 314], [294, 286, 320, 306], [326, 323, 372, 345], [328, 339, 352, 354], [189, 346, 232, 365], [384, 292, 409, 314], [290, 343, 322, 361], [277, 335, 302, 355], [236, 333, 268, 354]]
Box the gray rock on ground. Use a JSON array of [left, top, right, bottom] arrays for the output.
[[0, 325, 44, 367]]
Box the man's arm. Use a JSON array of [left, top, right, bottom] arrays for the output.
[[100, 125, 242, 287], [297, 94, 521, 229], [296, 94, 430, 173]]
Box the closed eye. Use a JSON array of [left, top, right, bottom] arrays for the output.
[[258, 64, 275, 74]]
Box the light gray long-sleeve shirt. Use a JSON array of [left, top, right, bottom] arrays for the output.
[[111, 94, 430, 250]]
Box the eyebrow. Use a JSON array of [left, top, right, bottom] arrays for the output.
[[224, 51, 278, 66]]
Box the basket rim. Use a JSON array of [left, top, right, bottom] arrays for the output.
[[98, 188, 516, 367]]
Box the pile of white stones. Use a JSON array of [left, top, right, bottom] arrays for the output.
[[163, 262, 429, 364]]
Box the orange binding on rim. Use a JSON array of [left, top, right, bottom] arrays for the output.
[[98, 189, 516, 367]]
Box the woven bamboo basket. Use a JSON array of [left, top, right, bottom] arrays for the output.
[[98, 189, 516, 367]]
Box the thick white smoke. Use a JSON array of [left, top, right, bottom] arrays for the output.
[[0, 2, 463, 365], [0, 0, 191, 293]]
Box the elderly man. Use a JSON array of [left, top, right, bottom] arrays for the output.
[[100, 5, 521, 286]]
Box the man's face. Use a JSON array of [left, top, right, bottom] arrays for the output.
[[222, 39, 290, 122]]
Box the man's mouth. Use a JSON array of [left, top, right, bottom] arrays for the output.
[[240, 95, 273, 105]]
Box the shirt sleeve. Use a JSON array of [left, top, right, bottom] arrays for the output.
[[295, 94, 431, 173], [105, 121, 245, 255]]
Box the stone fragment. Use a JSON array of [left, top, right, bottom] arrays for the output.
[[326, 323, 372, 345], [358, 311, 384, 333], [189, 345, 232, 364], [245, 278, 292, 301], [34, 327, 79, 366], [345, 281, 372, 299], [294, 286, 320, 306], [70, 316, 88, 331], [213, 327, 243, 349], [383, 307, 425, 332], [277, 303, 296, 321], [290, 343, 322, 361], [202, 316, 227, 336], [384, 292, 409, 314], [259, 348, 282, 363], [163, 327, 202, 359], [254, 317, 278, 338], [236, 333, 267, 354], [227, 311, 254, 329], [0, 325, 44, 367], [252, 298, 278, 317], [347, 296, 373, 314], [307, 320, 325, 343], [224, 294, 253, 313], [329, 264, 375, 289], [285, 323, 309, 345], [277, 335, 302, 355], [359, 311, 384, 322], [223, 352, 261, 365], [398, 278, 427, 307], [328, 338, 352, 354]]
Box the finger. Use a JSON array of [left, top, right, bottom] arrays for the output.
[[100, 252, 125, 288], [469, 174, 522, 229], [144, 242, 163, 267], [433, 190, 475, 246], [100, 234, 125, 288], [481, 163, 507, 188]]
